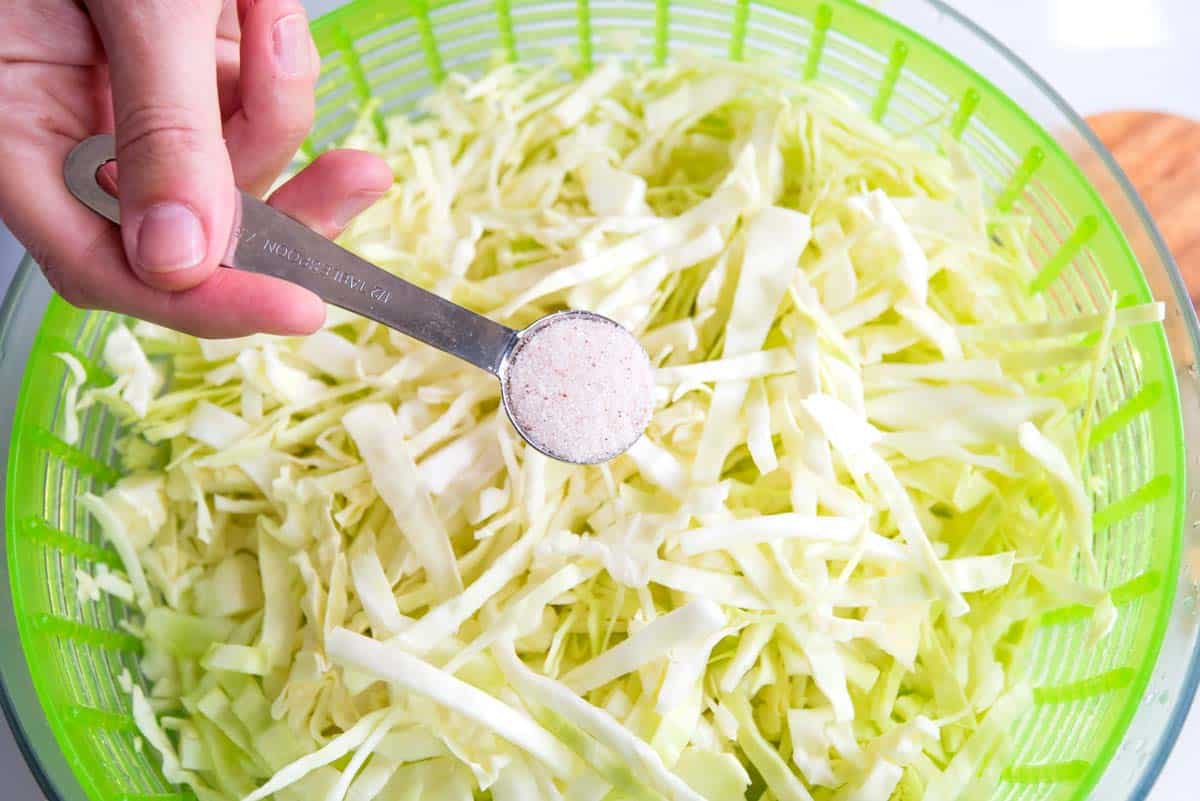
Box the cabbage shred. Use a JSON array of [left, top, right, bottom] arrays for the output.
[[70, 55, 1163, 801]]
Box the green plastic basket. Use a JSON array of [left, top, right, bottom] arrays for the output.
[[2, 1, 1197, 801]]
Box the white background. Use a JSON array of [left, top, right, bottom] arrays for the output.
[[0, 0, 1198, 798]]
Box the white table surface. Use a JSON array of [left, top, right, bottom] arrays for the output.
[[0, 0, 1197, 798]]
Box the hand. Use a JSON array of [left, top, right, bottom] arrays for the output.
[[0, 0, 393, 337]]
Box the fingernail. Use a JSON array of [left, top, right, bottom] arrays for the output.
[[136, 203, 205, 273], [334, 191, 382, 229], [273, 14, 311, 78]]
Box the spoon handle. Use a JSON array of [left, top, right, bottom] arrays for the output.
[[64, 134, 518, 375]]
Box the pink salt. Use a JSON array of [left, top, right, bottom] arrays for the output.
[[503, 313, 654, 464]]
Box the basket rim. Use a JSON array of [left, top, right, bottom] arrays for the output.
[[0, 1, 1197, 800]]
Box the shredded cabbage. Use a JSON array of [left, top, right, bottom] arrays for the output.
[[73, 55, 1163, 801]]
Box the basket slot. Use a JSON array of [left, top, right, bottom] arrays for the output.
[[814, 37, 881, 105], [315, 84, 358, 123], [1026, 177, 1091, 273], [741, 5, 817, 83], [380, 85, 434, 119], [428, 2, 507, 77], [1034, 668, 1136, 704], [309, 110, 361, 151], [1030, 215, 1100, 294], [311, 59, 350, 147], [671, 0, 739, 52], [504, 7, 585, 65], [589, 0, 656, 56], [366, 53, 427, 97], [314, 61, 350, 100], [439, 36, 505, 78], [958, 129, 1018, 196]]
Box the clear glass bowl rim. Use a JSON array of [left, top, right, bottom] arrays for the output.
[[0, 1, 1198, 800]]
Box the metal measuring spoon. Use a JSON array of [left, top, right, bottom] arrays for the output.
[[63, 134, 653, 464]]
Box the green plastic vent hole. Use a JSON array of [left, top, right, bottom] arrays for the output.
[[803, 3, 832, 80], [1030, 214, 1099, 294], [412, 0, 446, 84], [870, 40, 908, 122], [494, 0, 518, 62], [1090, 381, 1164, 448], [30, 426, 120, 483], [655, 0, 669, 65], [33, 615, 142, 653], [309, 112, 362, 148], [1093, 473, 1171, 532], [949, 87, 980, 139], [23, 517, 122, 569], [995, 145, 1045, 212], [314, 74, 349, 101], [1033, 667, 1135, 704], [730, 0, 750, 61], [1003, 761, 1091, 784]]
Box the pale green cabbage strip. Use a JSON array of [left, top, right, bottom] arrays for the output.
[[69, 54, 1164, 801]]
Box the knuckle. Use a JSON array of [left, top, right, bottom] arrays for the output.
[[275, 107, 316, 144], [90, 0, 222, 23], [30, 228, 120, 313], [40, 260, 96, 310], [115, 101, 208, 158], [278, 122, 313, 148]]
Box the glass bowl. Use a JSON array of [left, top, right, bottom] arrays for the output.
[[2, 1, 1200, 801]]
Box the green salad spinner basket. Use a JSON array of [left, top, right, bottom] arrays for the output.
[[3, 1, 1200, 800]]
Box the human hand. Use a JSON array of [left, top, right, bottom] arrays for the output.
[[0, 0, 393, 337]]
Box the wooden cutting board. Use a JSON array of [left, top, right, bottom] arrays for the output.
[[1085, 111, 1200, 306]]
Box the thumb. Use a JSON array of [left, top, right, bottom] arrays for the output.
[[87, 0, 234, 291]]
